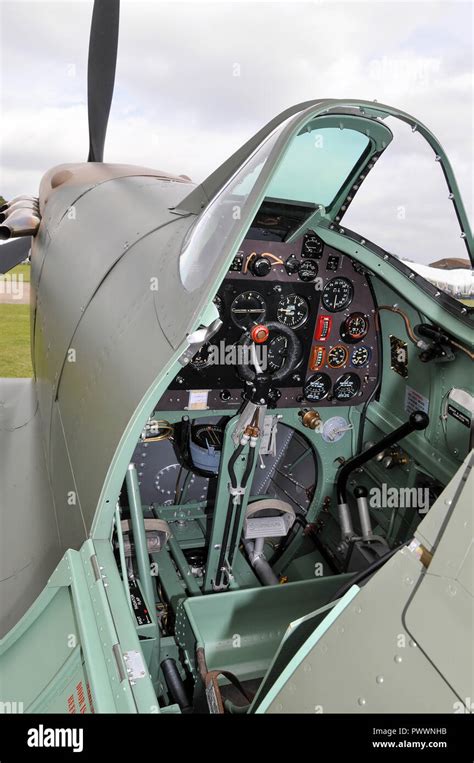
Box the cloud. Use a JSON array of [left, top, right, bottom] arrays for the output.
[[0, 0, 471, 262]]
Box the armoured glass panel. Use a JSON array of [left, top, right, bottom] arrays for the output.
[[264, 125, 369, 206]]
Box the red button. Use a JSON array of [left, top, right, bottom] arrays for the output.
[[251, 324, 269, 344]]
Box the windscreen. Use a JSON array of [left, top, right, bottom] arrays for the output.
[[264, 124, 370, 206], [179, 117, 371, 292], [179, 124, 285, 292]]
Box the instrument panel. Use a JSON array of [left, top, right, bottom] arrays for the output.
[[158, 231, 379, 411]]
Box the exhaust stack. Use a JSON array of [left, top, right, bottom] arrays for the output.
[[0, 200, 39, 224], [0, 194, 37, 214], [0, 197, 40, 240]]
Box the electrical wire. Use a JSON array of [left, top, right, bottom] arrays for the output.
[[376, 305, 419, 343], [376, 305, 474, 359], [243, 251, 284, 273]]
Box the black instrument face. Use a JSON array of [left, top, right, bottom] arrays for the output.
[[267, 334, 288, 372], [298, 260, 318, 282], [160, 225, 379, 411], [333, 372, 361, 400], [327, 344, 348, 369], [322, 277, 354, 312], [351, 345, 371, 367], [191, 342, 213, 369], [192, 424, 224, 450], [277, 294, 309, 329], [302, 232, 324, 258], [231, 291, 266, 329], [304, 373, 332, 402], [341, 312, 369, 343]]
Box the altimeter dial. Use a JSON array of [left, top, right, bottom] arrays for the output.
[[277, 294, 309, 329]]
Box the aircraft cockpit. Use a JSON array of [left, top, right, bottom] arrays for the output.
[[107, 107, 472, 712]]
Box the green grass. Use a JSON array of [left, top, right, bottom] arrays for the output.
[[0, 304, 33, 377], [1, 263, 30, 283]]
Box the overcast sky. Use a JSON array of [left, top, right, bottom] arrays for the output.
[[0, 0, 472, 262]]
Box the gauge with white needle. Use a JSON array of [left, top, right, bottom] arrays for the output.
[[277, 294, 309, 328], [231, 291, 266, 329]]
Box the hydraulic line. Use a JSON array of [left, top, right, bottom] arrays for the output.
[[215, 443, 244, 587], [125, 464, 157, 625], [228, 443, 244, 489], [215, 495, 236, 588], [161, 658, 192, 713], [114, 504, 134, 618]]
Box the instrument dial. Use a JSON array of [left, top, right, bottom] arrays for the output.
[[267, 335, 289, 373], [327, 344, 348, 368], [322, 277, 354, 312], [285, 255, 300, 275], [302, 232, 324, 258], [231, 291, 266, 329], [340, 312, 369, 343], [298, 260, 318, 282], [351, 346, 371, 367], [190, 342, 213, 369], [333, 372, 361, 401], [193, 424, 224, 450], [277, 294, 309, 329], [303, 373, 332, 402]]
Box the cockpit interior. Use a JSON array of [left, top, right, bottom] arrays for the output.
[[111, 112, 472, 712]]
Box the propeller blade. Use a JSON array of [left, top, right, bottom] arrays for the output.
[[0, 238, 31, 275], [87, 0, 120, 162]]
